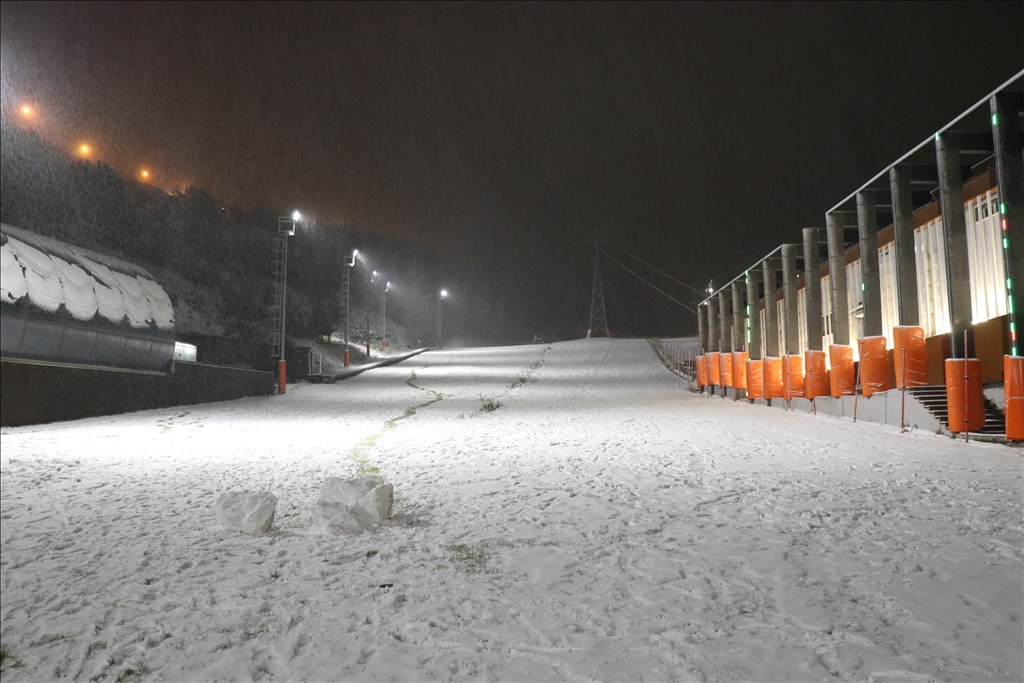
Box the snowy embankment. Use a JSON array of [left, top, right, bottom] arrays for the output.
[[0, 339, 1021, 682]]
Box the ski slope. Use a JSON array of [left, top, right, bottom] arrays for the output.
[[1, 338, 1021, 681]]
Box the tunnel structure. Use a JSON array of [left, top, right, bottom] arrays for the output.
[[1, 223, 176, 374]]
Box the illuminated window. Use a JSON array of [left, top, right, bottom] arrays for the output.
[[915, 216, 951, 337], [965, 188, 1007, 324]]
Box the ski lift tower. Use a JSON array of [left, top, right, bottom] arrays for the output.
[[586, 234, 610, 338]]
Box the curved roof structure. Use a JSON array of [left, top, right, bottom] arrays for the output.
[[1, 223, 175, 374]]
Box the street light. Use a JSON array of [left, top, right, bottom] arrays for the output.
[[275, 211, 300, 393], [382, 281, 391, 349], [365, 270, 378, 358], [437, 289, 448, 348], [343, 248, 358, 367]]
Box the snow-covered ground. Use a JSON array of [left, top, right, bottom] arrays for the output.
[[1, 338, 1021, 682]]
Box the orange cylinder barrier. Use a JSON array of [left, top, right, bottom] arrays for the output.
[[696, 355, 707, 387], [945, 358, 985, 433], [706, 352, 721, 386], [829, 345, 855, 397], [804, 350, 829, 399], [893, 326, 928, 389], [731, 351, 748, 389], [1004, 356, 1023, 440], [763, 357, 783, 399], [782, 354, 804, 401], [721, 352, 733, 388], [859, 336, 892, 397], [278, 359, 287, 394], [746, 359, 764, 399]]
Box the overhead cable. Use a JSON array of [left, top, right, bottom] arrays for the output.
[[598, 247, 697, 314], [607, 242, 707, 297]]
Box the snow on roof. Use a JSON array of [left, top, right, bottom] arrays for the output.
[[0, 223, 174, 330]]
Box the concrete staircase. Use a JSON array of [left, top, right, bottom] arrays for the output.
[[906, 386, 1006, 436]]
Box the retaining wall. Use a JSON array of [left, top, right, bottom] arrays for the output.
[[1, 360, 274, 427]]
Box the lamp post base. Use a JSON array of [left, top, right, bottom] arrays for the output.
[[277, 360, 287, 394], [344, 349, 350, 367]]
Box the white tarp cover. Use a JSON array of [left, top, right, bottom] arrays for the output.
[[1, 233, 173, 330]]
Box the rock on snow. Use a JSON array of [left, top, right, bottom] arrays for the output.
[[315, 476, 394, 532], [213, 490, 277, 534]]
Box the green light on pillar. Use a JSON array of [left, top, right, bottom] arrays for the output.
[[1002, 203, 1008, 215], [934, 132, 941, 141], [861, 282, 865, 291], [992, 113, 999, 126], [1005, 237, 1010, 249]]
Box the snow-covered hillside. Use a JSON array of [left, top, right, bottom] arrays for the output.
[[1, 339, 1020, 681]]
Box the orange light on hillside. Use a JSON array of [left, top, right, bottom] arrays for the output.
[[19, 104, 35, 120], [78, 143, 92, 157], [139, 169, 151, 181]]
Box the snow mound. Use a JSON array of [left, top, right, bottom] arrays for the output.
[[315, 476, 393, 533], [213, 490, 277, 535]]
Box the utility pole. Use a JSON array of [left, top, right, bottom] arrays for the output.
[[586, 236, 610, 337]]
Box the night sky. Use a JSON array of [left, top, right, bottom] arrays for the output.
[[2, 1, 1022, 336]]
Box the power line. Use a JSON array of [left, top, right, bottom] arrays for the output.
[[598, 246, 697, 314], [607, 241, 707, 297]]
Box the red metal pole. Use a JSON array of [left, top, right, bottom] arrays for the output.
[[964, 329, 970, 443], [900, 348, 906, 431], [278, 359, 287, 394]]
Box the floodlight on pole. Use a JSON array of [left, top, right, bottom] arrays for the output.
[[382, 281, 391, 349], [365, 270, 378, 358], [275, 211, 300, 392], [437, 289, 448, 348], [343, 248, 358, 367]]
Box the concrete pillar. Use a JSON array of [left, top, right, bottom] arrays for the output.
[[889, 166, 919, 326], [826, 212, 850, 345], [707, 296, 719, 352], [731, 280, 745, 352], [763, 258, 779, 357], [991, 92, 1024, 355], [857, 191, 883, 338], [745, 269, 762, 360], [936, 133, 974, 358], [697, 304, 708, 354], [719, 290, 732, 354], [802, 228, 823, 350], [781, 244, 800, 354]]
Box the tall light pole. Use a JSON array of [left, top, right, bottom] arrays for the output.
[[366, 270, 378, 358], [382, 281, 391, 349], [343, 249, 357, 367], [437, 289, 448, 348], [276, 210, 300, 393]]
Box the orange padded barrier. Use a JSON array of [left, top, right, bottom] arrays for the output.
[[731, 351, 748, 389], [804, 350, 829, 399], [1005, 356, 1023, 440], [696, 355, 707, 387], [746, 359, 764, 400], [859, 336, 892, 397], [945, 358, 985, 433], [829, 344, 855, 397], [763, 357, 783, 399], [893, 326, 928, 389], [721, 352, 733, 388], [782, 354, 804, 401], [706, 352, 721, 386]]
